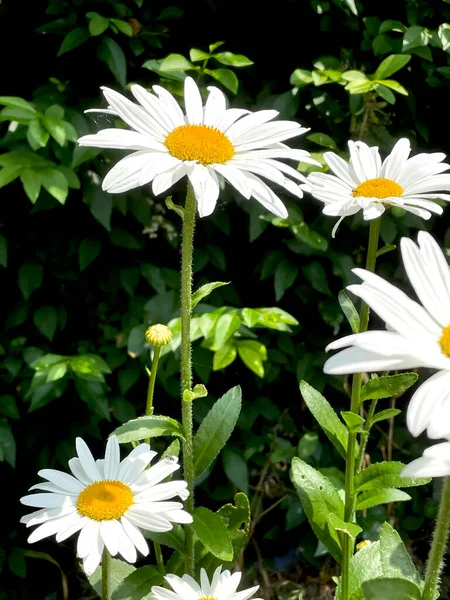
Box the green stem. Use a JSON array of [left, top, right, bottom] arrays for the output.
[[356, 398, 378, 469], [423, 477, 450, 600], [154, 541, 166, 575], [101, 548, 111, 600], [180, 182, 196, 576], [340, 217, 381, 600], [145, 346, 161, 417]]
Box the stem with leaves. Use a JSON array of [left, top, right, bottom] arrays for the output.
[[180, 182, 196, 576], [423, 477, 450, 600], [340, 217, 381, 600]]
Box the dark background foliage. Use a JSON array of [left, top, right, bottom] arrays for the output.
[[1, 0, 450, 597]]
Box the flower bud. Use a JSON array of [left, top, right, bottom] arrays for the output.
[[145, 324, 173, 347]]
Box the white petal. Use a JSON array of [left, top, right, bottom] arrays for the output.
[[153, 84, 186, 128], [68, 457, 92, 486], [229, 157, 285, 186], [244, 172, 288, 219], [152, 586, 183, 600], [184, 77, 204, 125], [27, 512, 78, 543], [138, 153, 181, 187], [188, 164, 220, 217], [214, 108, 250, 132], [152, 163, 188, 196], [126, 510, 173, 532], [233, 122, 303, 152], [324, 346, 417, 375], [102, 151, 153, 194], [100, 519, 123, 556], [76, 438, 101, 481], [226, 110, 279, 142], [401, 455, 450, 478], [78, 129, 166, 152], [406, 371, 450, 438], [380, 138, 411, 181], [118, 449, 154, 485], [165, 509, 193, 524], [81, 529, 104, 576], [133, 457, 180, 490], [56, 514, 89, 542], [348, 141, 371, 182], [101, 87, 165, 138], [134, 480, 189, 501], [129, 84, 175, 135], [166, 574, 201, 599], [323, 152, 359, 188], [20, 493, 76, 509], [103, 435, 120, 480], [77, 520, 101, 559], [231, 585, 261, 600], [211, 163, 252, 199], [120, 516, 149, 556], [118, 527, 138, 564], [203, 86, 227, 126], [37, 469, 84, 493]]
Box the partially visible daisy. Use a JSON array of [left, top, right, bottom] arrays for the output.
[[78, 76, 318, 219], [20, 435, 192, 575], [152, 566, 261, 600], [305, 138, 450, 236], [324, 231, 450, 439], [402, 441, 450, 478]]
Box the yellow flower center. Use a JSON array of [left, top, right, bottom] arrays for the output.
[[352, 177, 403, 199], [440, 325, 450, 357], [77, 480, 133, 521], [165, 125, 235, 165]]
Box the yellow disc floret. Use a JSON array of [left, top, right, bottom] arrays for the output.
[[165, 125, 234, 165], [440, 324, 450, 357], [77, 481, 133, 521], [352, 177, 403, 199]]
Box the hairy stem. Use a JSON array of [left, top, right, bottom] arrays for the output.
[[180, 182, 196, 576], [101, 548, 111, 600], [145, 346, 161, 417]]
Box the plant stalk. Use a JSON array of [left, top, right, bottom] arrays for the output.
[[340, 217, 381, 600], [423, 477, 450, 600], [145, 346, 161, 417], [180, 182, 196, 576], [101, 547, 111, 600]]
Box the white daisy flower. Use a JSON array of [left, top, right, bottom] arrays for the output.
[[20, 435, 192, 576], [324, 231, 450, 439], [152, 566, 261, 600], [402, 441, 450, 478], [305, 138, 450, 236], [78, 76, 318, 219]]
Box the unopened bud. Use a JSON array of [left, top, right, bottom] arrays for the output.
[[145, 324, 173, 347]]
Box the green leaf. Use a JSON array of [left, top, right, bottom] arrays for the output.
[[237, 340, 267, 377], [306, 132, 338, 150], [43, 117, 66, 146], [354, 462, 431, 493], [0, 107, 36, 122], [209, 41, 225, 52], [57, 27, 90, 56], [297, 432, 319, 460], [183, 383, 208, 403], [378, 79, 408, 94], [111, 565, 163, 600], [79, 238, 101, 271], [356, 488, 411, 510], [20, 169, 41, 203], [0, 395, 19, 419], [18, 262, 43, 301], [88, 187, 113, 231], [335, 541, 382, 600], [302, 262, 331, 295], [0, 423, 16, 467], [275, 259, 298, 300], [402, 26, 428, 52], [193, 386, 242, 478], [110, 18, 133, 36], [360, 373, 418, 402], [160, 53, 194, 71], [27, 120, 50, 149], [291, 222, 328, 251], [362, 578, 421, 600], [88, 14, 110, 36], [291, 457, 343, 561], [0, 151, 52, 169], [341, 70, 368, 82], [190, 48, 211, 62], [222, 446, 249, 493], [214, 313, 241, 349], [98, 36, 127, 87], [213, 342, 237, 371], [371, 408, 401, 425], [373, 54, 411, 79], [338, 290, 360, 334], [39, 168, 69, 203], [111, 415, 185, 443], [290, 69, 313, 86], [192, 281, 229, 309], [88, 558, 135, 597], [144, 524, 185, 553], [328, 513, 362, 538], [0, 96, 35, 111], [34, 306, 58, 341], [341, 411, 365, 432], [0, 234, 7, 268], [216, 492, 250, 562], [205, 68, 239, 94], [0, 165, 23, 188], [379, 522, 422, 585], [300, 381, 350, 459], [374, 83, 396, 104], [213, 52, 253, 67], [376, 243, 396, 258], [192, 507, 233, 561], [346, 80, 375, 94]]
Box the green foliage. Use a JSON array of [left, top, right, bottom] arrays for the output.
[[360, 373, 419, 402]]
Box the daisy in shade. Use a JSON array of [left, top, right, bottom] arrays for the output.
[[20, 435, 192, 576], [402, 441, 450, 478], [152, 566, 261, 600], [305, 138, 450, 236], [78, 76, 318, 219], [324, 231, 450, 440]]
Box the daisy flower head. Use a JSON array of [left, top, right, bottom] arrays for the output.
[[305, 138, 450, 237], [78, 76, 318, 219], [402, 441, 450, 478], [20, 435, 192, 575], [152, 566, 262, 600], [324, 231, 450, 439]]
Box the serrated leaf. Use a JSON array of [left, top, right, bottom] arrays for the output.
[[111, 415, 185, 443], [193, 386, 241, 478], [300, 381, 350, 459], [373, 54, 411, 80], [360, 373, 418, 402], [33, 306, 58, 341], [291, 457, 343, 561], [192, 507, 233, 561], [356, 488, 411, 510], [354, 462, 431, 493], [192, 281, 229, 309], [362, 578, 421, 600]]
